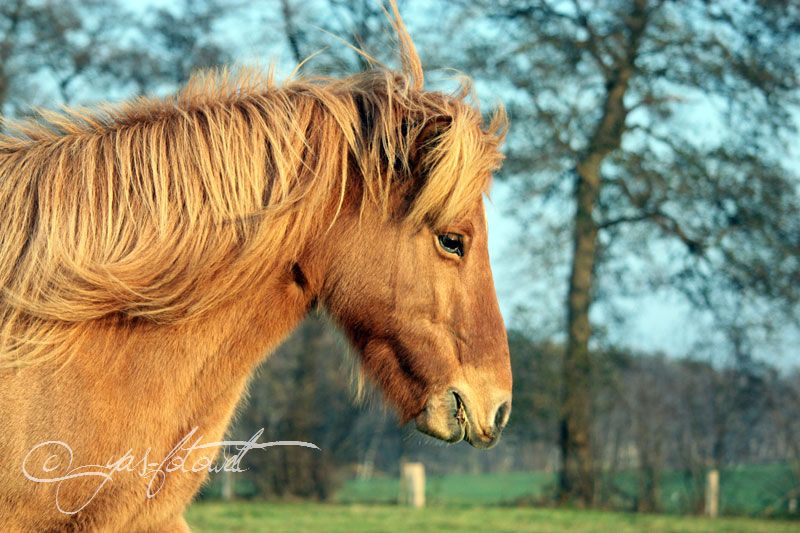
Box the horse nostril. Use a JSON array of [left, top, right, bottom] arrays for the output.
[[493, 401, 511, 432]]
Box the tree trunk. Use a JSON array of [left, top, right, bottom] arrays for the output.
[[559, 156, 601, 506], [637, 445, 662, 512], [557, 0, 649, 506]]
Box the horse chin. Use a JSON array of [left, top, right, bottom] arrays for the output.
[[414, 390, 467, 444]]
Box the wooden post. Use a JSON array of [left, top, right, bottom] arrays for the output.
[[400, 462, 425, 508], [789, 497, 797, 514], [222, 469, 234, 501], [705, 469, 719, 518]]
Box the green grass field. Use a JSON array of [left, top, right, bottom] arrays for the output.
[[187, 502, 798, 532], [333, 465, 797, 515], [335, 471, 554, 506], [192, 466, 798, 531]]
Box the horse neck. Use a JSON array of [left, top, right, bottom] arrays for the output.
[[65, 256, 319, 437], [49, 180, 349, 440]]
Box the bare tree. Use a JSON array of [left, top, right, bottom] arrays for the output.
[[457, 0, 800, 505], [0, 0, 24, 111], [0, 0, 139, 113]]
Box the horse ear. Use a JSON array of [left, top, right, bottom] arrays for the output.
[[399, 116, 452, 210], [410, 116, 452, 168]]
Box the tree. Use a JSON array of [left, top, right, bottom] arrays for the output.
[[0, 0, 23, 111], [0, 0, 136, 114], [264, 0, 401, 70], [462, 0, 800, 505]]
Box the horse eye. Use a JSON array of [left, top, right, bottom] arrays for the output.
[[437, 233, 464, 257]]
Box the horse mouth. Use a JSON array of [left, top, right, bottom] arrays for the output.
[[452, 391, 487, 449], [414, 389, 505, 449], [414, 389, 468, 444], [453, 391, 467, 427]]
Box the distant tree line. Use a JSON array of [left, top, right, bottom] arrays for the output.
[[208, 317, 800, 516]]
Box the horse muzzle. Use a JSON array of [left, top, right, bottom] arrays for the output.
[[414, 388, 511, 449]]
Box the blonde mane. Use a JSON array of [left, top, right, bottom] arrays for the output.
[[0, 13, 506, 366]]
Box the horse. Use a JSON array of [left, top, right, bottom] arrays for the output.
[[0, 5, 511, 531]]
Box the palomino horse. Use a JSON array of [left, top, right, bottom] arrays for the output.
[[0, 6, 511, 532]]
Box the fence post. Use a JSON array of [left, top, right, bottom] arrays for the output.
[[400, 462, 425, 508], [222, 469, 234, 501], [704, 468, 719, 518]]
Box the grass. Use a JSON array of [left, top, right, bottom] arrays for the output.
[[187, 502, 799, 532], [335, 471, 553, 506], [334, 464, 798, 515], [191, 465, 798, 530]]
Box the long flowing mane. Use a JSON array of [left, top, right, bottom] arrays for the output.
[[0, 15, 506, 366]]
